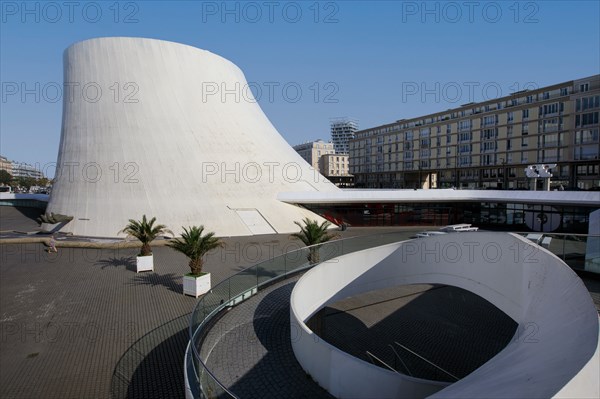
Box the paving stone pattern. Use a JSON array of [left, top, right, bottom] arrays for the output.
[[200, 277, 334, 399]]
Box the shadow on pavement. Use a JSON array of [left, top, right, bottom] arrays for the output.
[[130, 272, 184, 294], [96, 256, 136, 271], [111, 314, 190, 399]]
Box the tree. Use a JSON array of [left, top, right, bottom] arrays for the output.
[[290, 218, 337, 264], [119, 215, 172, 256], [167, 226, 223, 276], [0, 170, 11, 185], [37, 177, 50, 187], [16, 177, 36, 189]]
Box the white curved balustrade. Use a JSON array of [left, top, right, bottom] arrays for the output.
[[290, 232, 600, 398]]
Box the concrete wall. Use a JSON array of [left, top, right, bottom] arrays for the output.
[[47, 37, 338, 237], [290, 232, 600, 398]]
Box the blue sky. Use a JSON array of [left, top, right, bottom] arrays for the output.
[[1, 1, 599, 172]]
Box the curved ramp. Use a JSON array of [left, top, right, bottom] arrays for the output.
[[290, 232, 600, 398]]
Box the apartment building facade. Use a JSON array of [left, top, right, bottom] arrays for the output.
[[0, 156, 13, 175], [349, 75, 600, 190], [318, 153, 353, 187], [319, 153, 350, 177], [293, 140, 335, 170], [11, 162, 44, 179]]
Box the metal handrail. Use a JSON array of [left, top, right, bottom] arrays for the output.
[[187, 230, 599, 397], [389, 343, 413, 377], [394, 342, 459, 381], [187, 230, 415, 398], [366, 351, 400, 374]]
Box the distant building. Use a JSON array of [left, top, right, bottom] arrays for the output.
[[330, 118, 358, 154], [350, 75, 600, 189], [293, 140, 335, 170], [319, 153, 354, 188], [11, 162, 43, 179], [0, 156, 13, 176], [319, 153, 350, 177]]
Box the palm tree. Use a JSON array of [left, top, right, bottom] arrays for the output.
[[167, 226, 223, 276], [290, 218, 337, 264], [119, 215, 172, 256]]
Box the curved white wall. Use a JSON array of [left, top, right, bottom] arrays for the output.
[[47, 37, 338, 237], [290, 232, 600, 398]]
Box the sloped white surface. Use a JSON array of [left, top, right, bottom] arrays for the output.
[[291, 233, 600, 398], [47, 37, 337, 237]]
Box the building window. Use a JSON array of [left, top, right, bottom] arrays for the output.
[[580, 83, 589, 92], [575, 145, 599, 160], [459, 132, 473, 142], [540, 103, 559, 115], [459, 144, 472, 153], [575, 129, 599, 144], [459, 120, 472, 131], [482, 128, 498, 140], [482, 142, 498, 152], [482, 115, 498, 126], [541, 118, 560, 133], [577, 95, 600, 112], [576, 112, 600, 127]]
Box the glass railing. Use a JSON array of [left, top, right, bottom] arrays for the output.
[[187, 230, 416, 398], [513, 232, 600, 272], [186, 230, 599, 398]]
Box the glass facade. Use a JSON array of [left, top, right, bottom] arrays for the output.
[[303, 202, 596, 234]]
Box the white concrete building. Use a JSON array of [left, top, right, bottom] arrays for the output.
[[47, 37, 337, 238]]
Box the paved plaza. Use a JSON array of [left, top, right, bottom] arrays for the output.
[[0, 207, 411, 398], [201, 277, 334, 399], [1, 206, 599, 398]]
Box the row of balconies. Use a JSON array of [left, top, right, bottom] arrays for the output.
[[351, 125, 580, 148], [355, 91, 589, 140]]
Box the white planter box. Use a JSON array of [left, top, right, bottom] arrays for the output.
[[183, 273, 211, 297], [136, 255, 154, 273]]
